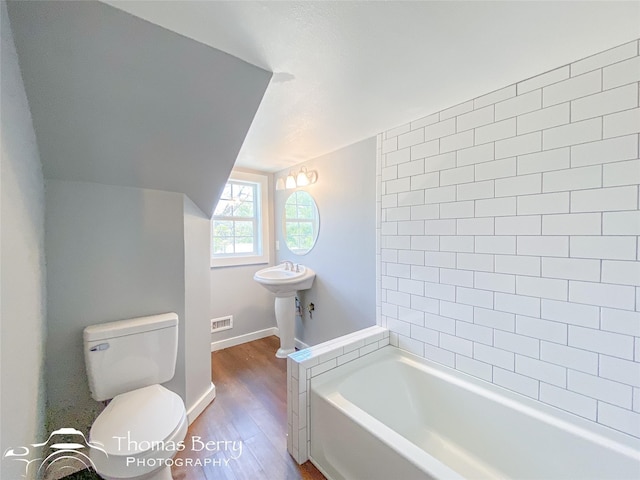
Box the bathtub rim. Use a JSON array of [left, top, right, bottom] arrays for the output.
[[311, 387, 467, 480], [310, 345, 640, 463]]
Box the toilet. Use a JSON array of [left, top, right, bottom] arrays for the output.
[[83, 313, 188, 480]]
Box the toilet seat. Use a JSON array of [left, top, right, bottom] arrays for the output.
[[89, 384, 187, 479]]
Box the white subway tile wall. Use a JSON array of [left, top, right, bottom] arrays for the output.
[[377, 39, 640, 439]]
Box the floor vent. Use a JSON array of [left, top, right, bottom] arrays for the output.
[[210, 315, 233, 333]]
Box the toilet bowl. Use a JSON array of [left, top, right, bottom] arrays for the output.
[[84, 313, 187, 480], [89, 385, 188, 480]]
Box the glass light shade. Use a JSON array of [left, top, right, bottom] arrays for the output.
[[275, 177, 285, 190], [285, 173, 297, 189], [296, 170, 310, 186]]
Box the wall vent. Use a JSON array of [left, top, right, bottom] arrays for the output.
[[210, 315, 233, 333]]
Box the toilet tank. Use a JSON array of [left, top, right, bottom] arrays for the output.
[[83, 313, 179, 401]]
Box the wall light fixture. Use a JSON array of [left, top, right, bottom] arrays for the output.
[[296, 166, 317, 187], [275, 166, 318, 190]]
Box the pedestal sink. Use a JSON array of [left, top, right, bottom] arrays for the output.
[[254, 264, 316, 358]]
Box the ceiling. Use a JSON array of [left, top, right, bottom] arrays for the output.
[[104, 1, 640, 173]]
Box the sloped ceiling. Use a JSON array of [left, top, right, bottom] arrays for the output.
[[7, 1, 271, 216], [104, 1, 640, 172]]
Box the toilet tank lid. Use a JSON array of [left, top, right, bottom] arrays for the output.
[[84, 313, 178, 342]]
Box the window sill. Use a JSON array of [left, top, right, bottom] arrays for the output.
[[210, 255, 270, 269]]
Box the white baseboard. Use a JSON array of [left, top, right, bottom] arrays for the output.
[[210, 326, 311, 352], [210, 327, 278, 352], [186, 381, 216, 424]]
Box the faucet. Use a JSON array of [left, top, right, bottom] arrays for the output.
[[283, 261, 294, 271]]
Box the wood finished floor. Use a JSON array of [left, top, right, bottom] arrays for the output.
[[171, 336, 325, 480]]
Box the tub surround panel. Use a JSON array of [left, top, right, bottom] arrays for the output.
[[376, 39, 640, 439], [287, 326, 390, 463]]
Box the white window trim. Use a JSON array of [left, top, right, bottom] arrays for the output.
[[211, 170, 270, 268]]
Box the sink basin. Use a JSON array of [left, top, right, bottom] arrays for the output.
[[254, 263, 316, 358], [254, 264, 316, 296]]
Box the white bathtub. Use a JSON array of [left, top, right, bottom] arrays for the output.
[[309, 346, 640, 480]]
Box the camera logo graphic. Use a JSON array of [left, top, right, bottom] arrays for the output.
[[3, 427, 107, 478]]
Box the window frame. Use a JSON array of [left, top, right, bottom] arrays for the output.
[[211, 171, 270, 268]]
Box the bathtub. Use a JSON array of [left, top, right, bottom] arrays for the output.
[[309, 346, 640, 480]]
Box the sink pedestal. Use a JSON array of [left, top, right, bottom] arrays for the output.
[[274, 293, 296, 358], [253, 264, 315, 358]]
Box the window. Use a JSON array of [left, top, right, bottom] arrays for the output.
[[211, 171, 270, 267]]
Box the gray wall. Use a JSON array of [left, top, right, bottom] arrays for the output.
[[183, 197, 214, 410], [275, 138, 377, 346], [45, 180, 187, 432], [210, 264, 277, 341], [0, 2, 47, 476], [209, 170, 276, 345], [7, 0, 271, 216]]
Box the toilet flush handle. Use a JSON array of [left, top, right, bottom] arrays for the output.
[[89, 343, 110, 352]]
